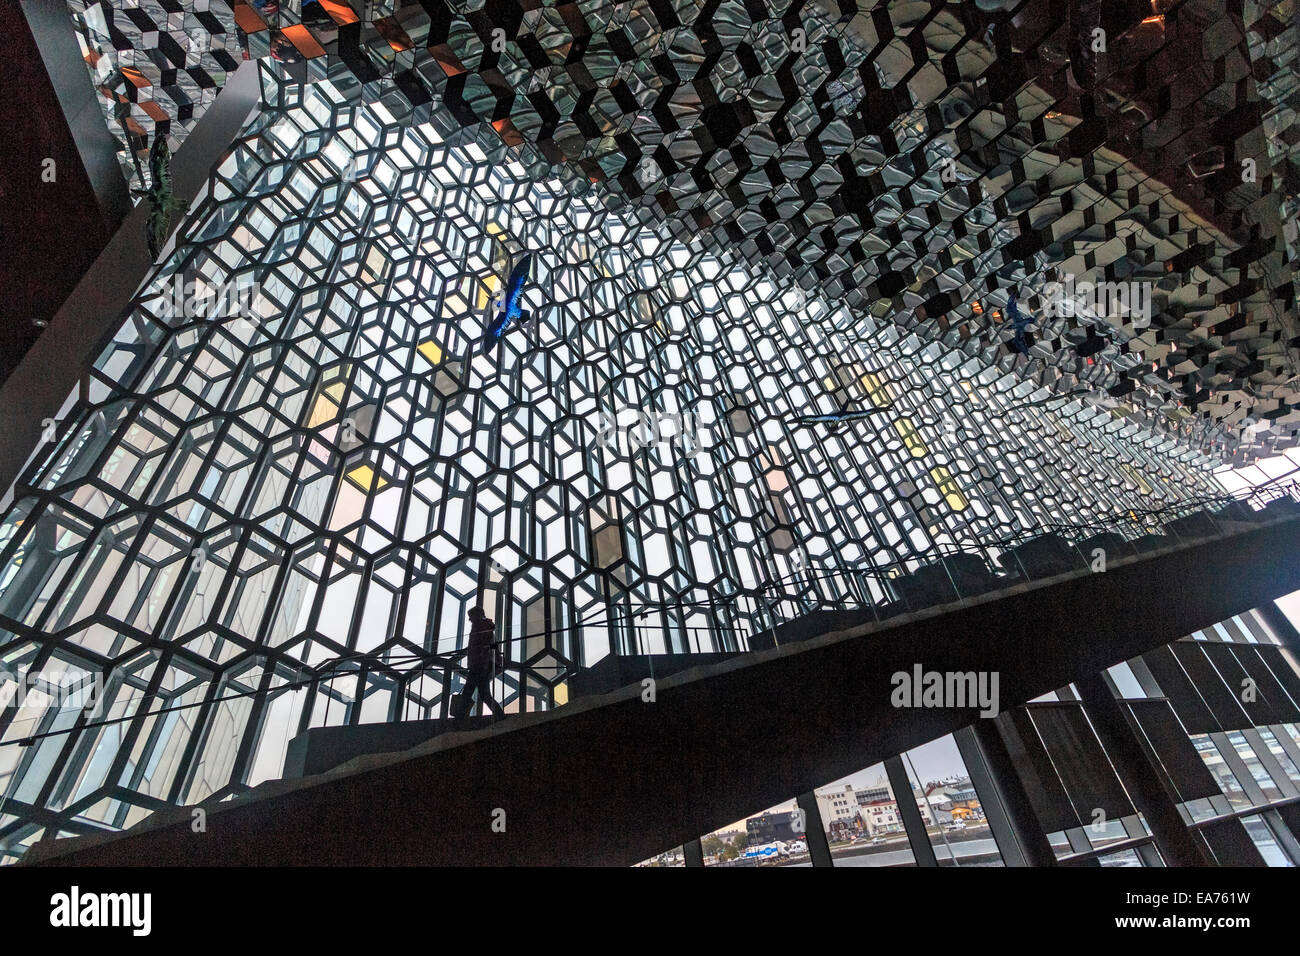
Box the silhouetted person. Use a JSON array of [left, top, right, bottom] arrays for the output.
[[451, 607, 504, 719]]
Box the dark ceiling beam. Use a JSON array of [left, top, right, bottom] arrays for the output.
[[0, 2, 129, 384], [16, 0, 132, 225], [0, 60, 262, 511]]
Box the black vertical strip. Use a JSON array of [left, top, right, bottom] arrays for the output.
[[1074, 673, 1210, 866], [1234, 645, 1300, 722], [1195, 817, 1267, 866], [1140, 645, 1219, 733], [796, 791, 833, 867], [1004, 708, 1080, 833], [1256, 641, 1300, 710], [1259, 601, 1300, 654], [683, 839, 703, 867], [1201, 641, 1279, 725], [1276, 803, 1300, 846], [963, 721, 1057, 865], [1027, 703, 1134, 822], [1172, 643, 1253, 730], [884, 755, 937, 867], [1125, 699, 1222, 802]]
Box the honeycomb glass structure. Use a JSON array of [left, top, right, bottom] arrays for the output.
[[65, 1, 1300, 460], [0, 48, 1249, 861]]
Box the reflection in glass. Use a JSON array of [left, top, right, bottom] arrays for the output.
[[1241, 814, 1294, 866]]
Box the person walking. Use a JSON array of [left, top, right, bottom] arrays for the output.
[[451, 606, 505, 720]]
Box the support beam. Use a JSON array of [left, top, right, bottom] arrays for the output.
[[16, 0, 131, 224], [885, 756, 939, 867], [0, 2, 127, 381], [1260, 599, 1300, 655], [0, 60, 262, 508], [1073, 672, 1211, 866], [796, 791, 832, 867], [683, 839, 703, 867], [958, 721, 1058, 866]]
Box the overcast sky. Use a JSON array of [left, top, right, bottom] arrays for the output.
[[1216, 450, 1300, 630]]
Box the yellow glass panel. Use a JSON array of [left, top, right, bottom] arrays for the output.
[[442, 291, 468, 318], [894, 417, 928, 457], [554, 682, 569, 706], [306, 394, 338, 429], [476, 275, 500, 312], [417, 340, 443, 365], [344, 464, 388, 493], [929, 466, 969, 511], [860, 371, 893, 407]]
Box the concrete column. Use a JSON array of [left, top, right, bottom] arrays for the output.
[[796, 791, 833, 867], [683, 839, 703, 867]]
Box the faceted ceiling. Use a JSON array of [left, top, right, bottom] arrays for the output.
[[67, 0, 1300, 464]]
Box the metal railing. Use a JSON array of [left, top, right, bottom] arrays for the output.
[[615, 479, 1300, 657], [8, 481, 1294, 753], [219, 478, 1300, 717]]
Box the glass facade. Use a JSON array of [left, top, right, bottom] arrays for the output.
[[0, 70, 1237, 863], [11, 0, 1300, 874], [61, 1, 1300, 464]]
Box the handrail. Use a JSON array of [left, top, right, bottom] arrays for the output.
[[3, 479, 1297, 756], [611, 479, 1300, 653], [688, 479, 1300, 601]]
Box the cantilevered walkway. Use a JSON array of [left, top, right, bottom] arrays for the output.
[[24, 492, 1300, 866]]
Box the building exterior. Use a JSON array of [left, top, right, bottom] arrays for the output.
[[853, 783, 892, 806], [745, 811, 803, 847], [816, 785, 865, 837], [859, 799, 906, 836], [657, 602, 1300, 868]]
